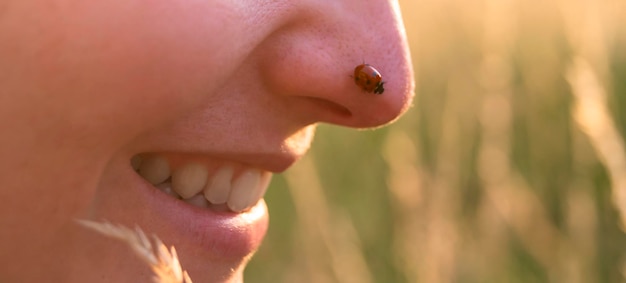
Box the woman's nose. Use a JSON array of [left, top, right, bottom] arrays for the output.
[[256, 0, 415, 129]]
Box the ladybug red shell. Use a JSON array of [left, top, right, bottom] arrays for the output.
[[353, 63, 385, 94]]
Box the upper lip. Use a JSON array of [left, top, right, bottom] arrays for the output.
[[213, 151, 300, 173], [138, 144, 303, 173], [130, 122, 315, 173]]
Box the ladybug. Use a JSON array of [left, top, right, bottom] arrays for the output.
[[353, 63, 385, 94]]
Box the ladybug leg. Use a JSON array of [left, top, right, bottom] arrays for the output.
[[373, 82, 385, 95]]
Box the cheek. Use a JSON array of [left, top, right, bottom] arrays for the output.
[[10, 0, 249, 144]]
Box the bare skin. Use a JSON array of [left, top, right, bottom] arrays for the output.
[[0, 0, 414, 282]]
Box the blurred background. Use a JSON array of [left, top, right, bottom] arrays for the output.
[[246, 0, 626, 282]]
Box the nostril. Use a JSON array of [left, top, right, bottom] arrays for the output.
[[301, 96, 353, 121]]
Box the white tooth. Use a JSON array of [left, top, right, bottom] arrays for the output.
[[131, 155, 143, 171], [203, 166, 233, 204], [156, 182, 181, 199], [227, 169, 271, 212], [138, 156, 170, 185], [184, 194, 210, 208], [171, 163, 209, 199], [251, 171, 271, 207]]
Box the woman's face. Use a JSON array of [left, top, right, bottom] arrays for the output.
[[0, 0, 414, 282]]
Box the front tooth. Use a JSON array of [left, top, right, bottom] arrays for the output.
[[204, 166, 234, 204], [171, 163, 209, 199], [138, 155, 170, 185], [227, 169, 271, 212]]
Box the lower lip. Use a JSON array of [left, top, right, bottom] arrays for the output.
[[126, 167, 269, 260]]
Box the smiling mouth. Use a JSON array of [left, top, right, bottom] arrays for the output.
[[131, 153, 272, 213]]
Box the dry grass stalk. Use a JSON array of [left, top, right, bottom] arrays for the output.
[[76, 220, 193, 283], [567, 58, 626, 230]]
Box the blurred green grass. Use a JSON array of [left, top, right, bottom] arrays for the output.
[[246, 0, 626, 282]]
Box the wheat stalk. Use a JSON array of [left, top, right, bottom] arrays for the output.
[[567, 58, 626, 228], [76, 219, 193, 283]]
